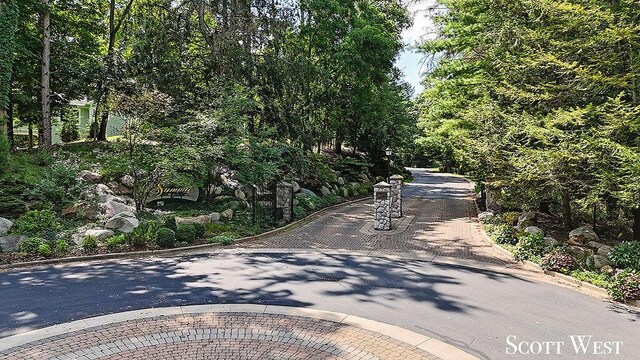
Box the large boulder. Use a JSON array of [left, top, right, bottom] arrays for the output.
[[568, 245, 592, 260], [235, 189, 246, 200], [568, 226, 599, 246], [78, 170, 102, 183], [95, 184, 115, 202], [337, 177, 345, 185], [600, 265, 615, 276], [221, 209, 234, 220], [0, 217, 12, 236], [358, 174, 370, 182], [62, 203, 99, 220], [320, 186, 331, 196], [524, 226, 543, 235], [68, 224, 96, 245], [120, 175, 134, 188], [108, 181, 132, 196], [104, 200, 136, 218], [517, 212, 536, 229], [291, 181, 301, 193], [587, 255, 610, 269], [105, 212, 139, 233], [478, 211, 495, 223], [84, 229, 115, 241], [176, 215, 212, 226], [299, 188, 317, 197], [544, 237, 560, 248], [597, 245, 612, 257], [0, 235, 25, 252], [209, 212, 221, 222]]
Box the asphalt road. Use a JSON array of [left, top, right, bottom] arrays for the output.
[[1, 169, 638, 360]]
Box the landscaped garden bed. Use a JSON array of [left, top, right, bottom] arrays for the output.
[[479, 211, 640, 303], [0, 144, 380, 266]]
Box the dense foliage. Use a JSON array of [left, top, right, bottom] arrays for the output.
[[1, 0, 417, 180], [419, 0, 640, 238]]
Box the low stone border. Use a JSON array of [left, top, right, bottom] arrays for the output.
[[459, 173, 640, 309], [473, 212, 640, 309], [0, 197, 372, 271], [0, 304, 479, 360]]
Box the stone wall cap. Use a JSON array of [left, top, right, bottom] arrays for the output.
[[389, 175, 403, 180], [374, 181, 392, 187]]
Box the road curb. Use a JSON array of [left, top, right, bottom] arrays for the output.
[[0, 197, 372, 271], [459, 173, 639, 308], [0, 304, 480, 360]]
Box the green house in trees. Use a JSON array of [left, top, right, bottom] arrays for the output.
[[13, 99, 125, 145]]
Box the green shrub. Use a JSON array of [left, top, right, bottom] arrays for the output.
[[541, 249, 578, 274], [192, 223, 206, 239], [38, 243, 52, 256], [609, 270, 640, 302], [205, 222, 231, 235], [14, 210, 61, 235], [176, 224, 196, 243], [163, 216, 177, 231], [154, 228, 176, 248], [125, 221, 159, 248], [82, 236, 98, 251], [308, 153, 338, 184], [608, 241, 640, 271], [106, 234, 126, 251], [23, 161, 84, 210], [358, 182, 372, 195], [494, 224, 519, 245], [55, 239, 70, 254], [208, 235, 234, 245], [513, 232, 547, 262], [19, 237, 45, 254], [569, 270, 612, 289], [175, 241, 190, 247], [499, 212, 520, 226]]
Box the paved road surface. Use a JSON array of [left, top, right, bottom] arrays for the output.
[[1, 169, 638, 359]]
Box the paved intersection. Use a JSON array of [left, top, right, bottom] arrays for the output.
[[0, 169, 638, 359]]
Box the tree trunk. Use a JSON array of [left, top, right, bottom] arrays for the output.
[[98, 110, 109, 141], [7, 90, 13, 149], [561, 188, 572, 228], [40, 0, 52, 149], [28, 123, 33, 148], [633, 207, 640, 241], [335, 127, 342, 154]]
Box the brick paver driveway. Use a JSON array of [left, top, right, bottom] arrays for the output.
[[240, 169, 511, 265]]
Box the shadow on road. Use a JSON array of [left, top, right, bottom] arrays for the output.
[[0, 252, 528, 338]]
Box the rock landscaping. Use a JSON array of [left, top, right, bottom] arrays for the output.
[[0, 149, 377, 266], [480, 209, 640, 303]]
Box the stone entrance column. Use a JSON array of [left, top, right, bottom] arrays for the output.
[[389, 175, 403, 218], [373, 182, 392, 231], [276, 181, 294, 222]]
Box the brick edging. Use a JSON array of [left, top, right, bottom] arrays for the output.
[[0, 197, 372, 271], [0, 304, 479, 360]]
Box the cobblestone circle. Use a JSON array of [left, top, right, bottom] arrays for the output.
[[0, 312, 440, 360]]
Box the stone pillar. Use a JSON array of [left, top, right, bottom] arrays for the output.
[[389, 175, 403, 218], [276, 181, 294, 222], [373, 182, 392, 231], [486, 186, 500, 213]]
